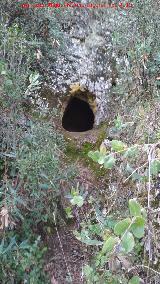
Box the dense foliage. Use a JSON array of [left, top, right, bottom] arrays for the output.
[[0, 0, 160, 283], [0, 2, 68, 282]]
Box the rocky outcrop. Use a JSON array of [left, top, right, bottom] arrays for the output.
[[49, 7, 122, 125]]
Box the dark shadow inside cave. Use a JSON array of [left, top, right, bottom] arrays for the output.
[[62, 97, 94, 132]]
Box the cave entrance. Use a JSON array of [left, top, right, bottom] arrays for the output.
[[62, 96, 94, 132]]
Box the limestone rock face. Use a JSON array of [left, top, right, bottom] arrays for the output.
[[49, 7, 123, 125]]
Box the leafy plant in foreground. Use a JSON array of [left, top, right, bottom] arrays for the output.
[[0, 236, 49, 283], [88, 139, 160, 182], [70, 195, 145, 283]]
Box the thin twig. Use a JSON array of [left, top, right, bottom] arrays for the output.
[[148, 147, 152, 209], [124, 161, 148, 183], [128, 265, 160, 276], [147, 145, 154, 280], [53, 213, 73, 282]]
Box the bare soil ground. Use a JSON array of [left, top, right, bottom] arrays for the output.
[[45, 225, 89, 284]]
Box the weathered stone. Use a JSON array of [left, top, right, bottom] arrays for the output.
[[47, 6, 128, 125]]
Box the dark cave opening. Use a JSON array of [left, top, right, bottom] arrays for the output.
[[62, 97, 94, 132]]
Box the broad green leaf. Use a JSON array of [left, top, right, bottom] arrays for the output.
[[71, 195, 84, 207], [65, 207, 73, 218], [88, 150, 95, 158], [111, 140, 126, 152], [88, 224, 102, 236], [88, 150, 100, 162], [123, 146, 139, 158], [121, 232, 135, 253], [114, 218, 131, 236], [150, 160, 160, 176], [99, 143, 107, 155], [97, 153, 106, 165], [129, 199, 142, 217], [114, 115, 123, 130], [102, 236, 118, 254], [103, 155, 116, 169], [131, 216, 145, 239], [74, 231, 103, 246], [129, 276, 141, 284]]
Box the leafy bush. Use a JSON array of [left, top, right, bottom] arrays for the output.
[[111, 0, 160, 97], [0, 236, 49, 283], [88, 139, 160, 182], [0, 111, 68, 281], [0, 5, 68, 282], [69, 189, 145, 283]]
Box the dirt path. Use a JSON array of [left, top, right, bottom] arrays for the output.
[[44, 162, 101, 283], [45, 225, 90, 284]]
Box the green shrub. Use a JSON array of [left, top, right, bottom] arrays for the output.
[[0, 236, 49, 283]]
